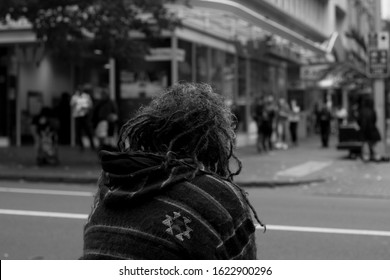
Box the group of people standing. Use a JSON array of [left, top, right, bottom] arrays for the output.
[[314, 95, 383, 161], [31, 85, 118, 165], [70, 85, 118, 151], [252, 96, 300, 153]]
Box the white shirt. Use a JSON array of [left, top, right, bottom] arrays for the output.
[[70, 92, 92, 118], [289, 105, 300, 122]]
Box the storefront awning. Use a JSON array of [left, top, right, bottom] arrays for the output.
[[317, 63, 369, 89], [183, 0, 329, 56]]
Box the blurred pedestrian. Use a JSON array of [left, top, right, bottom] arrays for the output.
[[81, 83, 265, 260], [275, 98, 289, 150], [318, 102, 332, 148], [70, 85, 95, 151], [357, 97, 381, 161], [93, 88, 118, 150], [31, 107, 60, 165], [313, 102, 321, 134], [252, 96, 265, 152], [288, 99, 300, 146], [259, 96, 275, 152], [335, 105, 347, 129]]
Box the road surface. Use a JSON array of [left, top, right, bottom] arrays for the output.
[[1, 181, 389, 259]]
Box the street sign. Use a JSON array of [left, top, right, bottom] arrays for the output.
[[368, 49, 389, 77], [367, 32, 389, 78], [378, 32, 389, 50]]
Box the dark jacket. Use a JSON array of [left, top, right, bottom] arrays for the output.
[[81, 151, 257, 260], [319, 107, 332, 125], [93, 98, 117, 128], [358, 107, 381, 142]]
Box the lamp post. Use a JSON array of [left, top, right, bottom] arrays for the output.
[[372, 0, 387, 156]]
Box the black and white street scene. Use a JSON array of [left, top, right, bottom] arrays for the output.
[[0, 0, 390, 260]]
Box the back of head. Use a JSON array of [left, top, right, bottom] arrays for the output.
[[118, 82, 240, 179]]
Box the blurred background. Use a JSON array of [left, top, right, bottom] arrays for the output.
[[0, 0, 390, 260]]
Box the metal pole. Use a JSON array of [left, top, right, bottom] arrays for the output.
[[15, 46, 21, 147], [207, 46, 211, 83], [234, 54, 239, 103], [70, 63, 75, 147], [192, 43, 196, 82], [109, 57, 116, 101], [171, 32, 178, 85], [373, 0, 386, 156], [245, 55, 251, 133]]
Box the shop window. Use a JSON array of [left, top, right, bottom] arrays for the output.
[[195, 45, 208, 83], [224, 53, 236, 101], [250, 59, 263, 99], [119, 60, 169, 121], [178, 39, 193, 82], [238, 56, 246, 97], [210, 48, 225, 94]]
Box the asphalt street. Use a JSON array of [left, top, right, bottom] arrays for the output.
[[250, 187, 390, 259], [0, 180, 389, 260]]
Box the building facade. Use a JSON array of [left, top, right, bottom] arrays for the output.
[[0, 0, 379, 147]]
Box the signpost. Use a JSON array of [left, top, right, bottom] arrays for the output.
[[367, 32, 389, 78], [369, 0, 389, 156]]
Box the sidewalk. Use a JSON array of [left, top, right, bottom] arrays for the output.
[[0, 138, 324, 185], [236, 137, 390, 198], [1, 137, 390, 198]]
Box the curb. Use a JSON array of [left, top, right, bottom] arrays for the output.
[[0, 174, 326, 187]]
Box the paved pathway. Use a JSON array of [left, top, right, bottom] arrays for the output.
[[1, 135, 390, 198]]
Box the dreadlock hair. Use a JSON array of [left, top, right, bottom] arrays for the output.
[[118, 82, 242, 181], [117, 82, 266, 230]]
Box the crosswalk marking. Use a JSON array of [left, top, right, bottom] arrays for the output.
[[0, 209, 88, 219], [276, 161, 332, 177], [0, 187, 94, 197], [256, 224, 390, 237]]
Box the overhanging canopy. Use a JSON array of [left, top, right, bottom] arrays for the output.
[[317, 63, 369, 89], [184, 0, 329, 56]]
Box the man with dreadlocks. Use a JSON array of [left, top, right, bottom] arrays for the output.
[[81, 82, 265, 260]]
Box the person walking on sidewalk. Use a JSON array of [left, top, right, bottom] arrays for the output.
[[70, 85, 95, 151], [357, 97, 381, 161], [319, 102, 332, 148], [252, 96, 265, 152], [259, 96, 275, 152], [275, 98, 289, 150], [81, 83, 265, 260]]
